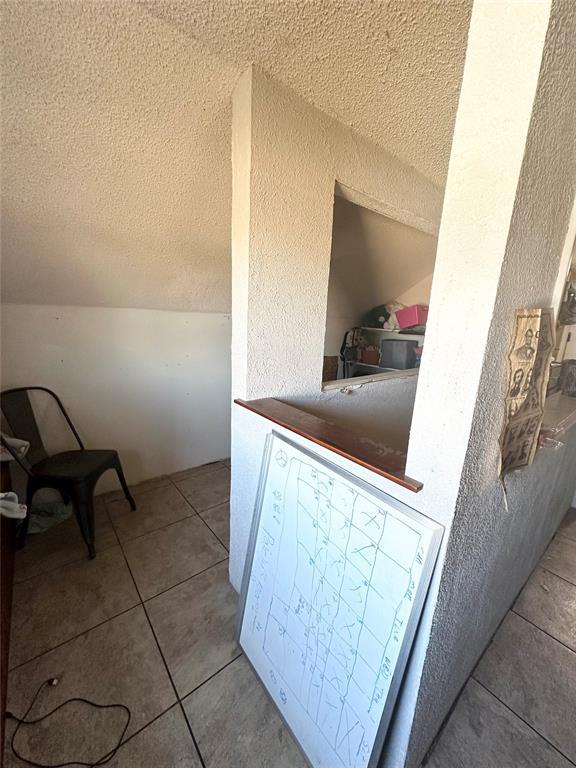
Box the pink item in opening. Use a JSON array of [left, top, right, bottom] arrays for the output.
[[396, 304, 429, 329]]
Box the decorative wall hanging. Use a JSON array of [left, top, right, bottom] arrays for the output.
[[500, 308, 555, 475]]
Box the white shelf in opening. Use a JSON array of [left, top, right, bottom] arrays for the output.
[[360, 327, 425, 341]]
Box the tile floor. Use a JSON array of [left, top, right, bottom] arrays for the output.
[[5, 466, 575, 768], [5, 459, 305, 768], [425, 508, 576, 768]]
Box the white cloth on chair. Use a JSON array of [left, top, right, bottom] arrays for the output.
[[0, 491, 27, 520]]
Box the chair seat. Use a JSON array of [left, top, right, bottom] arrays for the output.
[[31, 449, 118, 481]]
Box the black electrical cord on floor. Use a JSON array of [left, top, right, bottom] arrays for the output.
[[6, 678, 131, 768]]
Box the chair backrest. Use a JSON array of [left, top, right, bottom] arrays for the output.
[[1, 387, 84, 468], [1, 389, 48, 466]]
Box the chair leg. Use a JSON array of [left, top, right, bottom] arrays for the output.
[[70, 486, 96, 559], [115, 459, 136, 511]]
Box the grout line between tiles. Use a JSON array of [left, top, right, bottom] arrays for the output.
[[165, 480, 199, 509], [97, 460, 229, 507], [180, 652, 244, 703], [196, 511, 229, 553], [117, 530, 207, 768], [167, 463, 228, 485], [170, 479, 227, 516], [198, 497, 231, 514], [539, 563, 576, 589], [471, 677, 576, 766], [170, 478, 230, 546], [98, 480, 174, 506], [143, 557, 230, 604], [12, 491, 228, 668], [177, 699, 207, 768], [14, 504, 120, 587], [111, 506, 199, 546], [101, 501, 120, 546], [15, 469, 223, 588], [10, 465, 231, 767], [119, 506, 215, 549], [13, 541, 119, 586], [169, 466, 230, 511], [8, 601, 140, 673], [510, 609, 576, 655], [103, 484, 198, 537], [104, 700, 191, 757], [8, 567, 233, 678]]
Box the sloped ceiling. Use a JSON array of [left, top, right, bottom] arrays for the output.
[[1, 1, 471, 312], [327, 196, 437, 321], [142, 0, 472, 186]]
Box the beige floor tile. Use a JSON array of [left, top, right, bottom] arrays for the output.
[[6, 707, 201, 768], [147, 561, 238, 698], [6, 607, 176, 762], [514, 566, 576, 651], [4, 702, 124, 767], [10, 546, 139, 668], [169, 462, 226, 483], [474, 612, 576, 761], [15, 504, 117, 583], [124, 516, 227, 600], [105, 706, 202, 768], [541, 535, 576, 585], [183, 656, 307, 768], [101, 475, 172, 504], [560, 508, 576, 543], [175, 466, 230, 512], [199, 502, 230, 550], [426, 679, 572, 768], [107, 484, 195, 543]]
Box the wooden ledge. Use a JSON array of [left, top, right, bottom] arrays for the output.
[[234, 398, 423, 493]]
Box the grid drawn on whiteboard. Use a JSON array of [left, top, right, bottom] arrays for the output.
[[251, 447, 425, 768]]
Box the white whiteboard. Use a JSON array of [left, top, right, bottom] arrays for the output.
[[238, 433, 443, 768]]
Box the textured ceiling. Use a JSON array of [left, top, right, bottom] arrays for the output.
[[143, 0, 472, 186], [1, 0, 471, 311]]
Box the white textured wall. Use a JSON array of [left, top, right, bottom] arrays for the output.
[[1, 0, 471, 311], [1, 305, 231, 490], [2, 1, 469, 485], [1, 3, 236, 479], [231, 67, 442, 404], [1, 2, 236, 313], [143, 0, 471, 188], [230, 67, 443, 585], [291, 377, 419, 452], [231, 6, 576, 768], [402, 1, 576, 765]]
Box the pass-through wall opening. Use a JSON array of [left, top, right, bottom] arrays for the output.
[[322, 193, 438, 388]]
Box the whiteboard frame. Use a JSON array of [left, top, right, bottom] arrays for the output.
[[237, 431, 443, 768]]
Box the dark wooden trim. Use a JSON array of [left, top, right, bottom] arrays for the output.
[[234, 398, 423, 492]]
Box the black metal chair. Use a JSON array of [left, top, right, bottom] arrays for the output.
[[0, 387, 136, 559]]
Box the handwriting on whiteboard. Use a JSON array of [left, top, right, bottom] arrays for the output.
[[241, 438, 429, 768]]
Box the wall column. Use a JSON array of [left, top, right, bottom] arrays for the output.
[[397, 1, 576, 765]]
